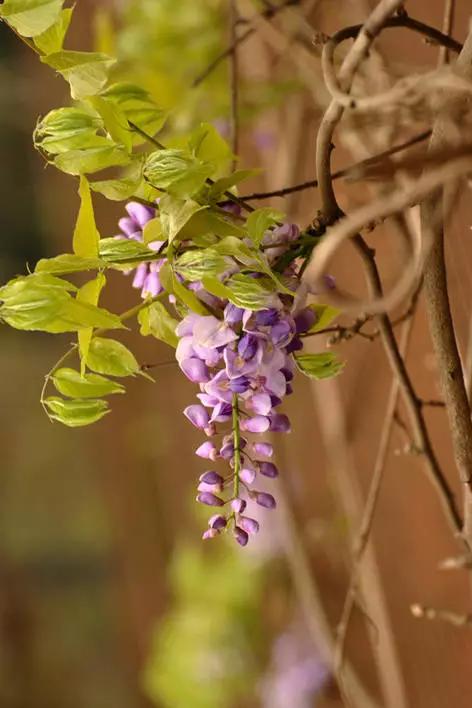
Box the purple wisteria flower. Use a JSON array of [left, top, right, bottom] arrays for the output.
[[174, 249, 316, 545], [116, 201, 316, 547]]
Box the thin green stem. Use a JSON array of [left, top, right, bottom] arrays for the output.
[[232, 394, 241, 501]]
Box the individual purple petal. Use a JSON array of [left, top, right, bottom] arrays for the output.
[[220, 440, 235, 459], [281, 367, 294, 382], [126, 201, 155, 228], [240, 415, 270, 433], [239, 466, 256, 485], [231, 498, 247, 514], [197, 393, 221, 408], [132, 263, 148, 289], [238, 334, 258, 361], [233, 526, 249, 546], [252, 442, 273, 458], [197, 481, 223, 494], [176, 313, 200, 337], [195, 441, 218, 460], [239, 516, 260, 534], [295, 307, 317, 333], [199, 470, 224, 485], [286, 336, 303, 353], [193, 316, 238, 349], [270, 319, 294, 347], [247, 392, 272, 416], [210, 402, 232, 423], [224, 303, 244, 325], [176, 336, 195, 364], [193, 343, 222, 368], [208, 514, 227, 530], [264, 371, 287, 398], [202, 528, 218, 540], [224, 347, 258, 379], [255, 491, 277, 509], [270, 395, 282, 408], [204, 370, 233, 404], [229, 376, 250, 394], [142, 271, 162, 298], [118, 217, 139, 238], [184, 404, 210, 430], [269, 413, 291, 433], [256, 308, 279, 327], [180, 357, 210, 383], [196, 492, 224, 507], [259, 462, 279, 478]]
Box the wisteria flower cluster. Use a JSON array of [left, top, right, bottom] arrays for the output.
[[118, 202, 317, 546], [180, 304, 314, 546]]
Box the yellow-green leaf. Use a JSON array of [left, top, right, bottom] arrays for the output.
[[34, 6, 72, 54], [0, 0, 63, 37], [73, 176, 99, 257], [77, 273, 106, 375], [41, 50, 116, 99]]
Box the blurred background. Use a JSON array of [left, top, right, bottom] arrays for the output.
[[1, 1, 472, 707]]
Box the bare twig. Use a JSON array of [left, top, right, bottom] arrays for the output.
[[410, 603, 472, 627], [239, 129, 431, 201], [438, 0, 456, 66], [334, 318, 415, 684]]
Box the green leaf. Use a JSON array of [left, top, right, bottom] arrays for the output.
[[188, 123, 232, 175], [138, 301, 178, 348], [34, 6, 72, 53], [0, 0, 63, 37], [212, 236, 258, 267], [158, 195, 207, 243], [246, 208, 283, 247], [0, 272, 123, 333], [77, 272, 106, 375], [54, 145, 130, 175], [143, 149, 213, 198], [208, 169, 260, 200], [86, 337, 140, 377], [100, 83, 167, 143], [142, 217, 163, 245], [178, 210, 246, 241], [202, 273, 278, 311], [52, 368, 125, 398], [159, 264, 209, 315], [98, 237, 157, 267], [73, 176, 99, 257], [35, 253, 105, 274], [307, 304, 340, 333], [34, 107, 105, 155], [174, 249, 231, 282], [90, 96, 132, 152], [44, 396, 110, 427], [294, 352, 345, 380], [91, 175, 143, 201], [41, 50, 116, 99]]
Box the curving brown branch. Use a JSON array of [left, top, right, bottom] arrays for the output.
[[420, 29, 472, 548]]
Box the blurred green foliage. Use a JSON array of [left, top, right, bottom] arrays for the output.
[[143, 543, 264, 708]]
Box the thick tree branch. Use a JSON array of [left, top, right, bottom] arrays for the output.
[[420, 30, 472, 546]]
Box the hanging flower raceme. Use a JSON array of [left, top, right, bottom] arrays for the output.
[[178, 295, 315, 547], [117, 201, 317, 546]]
